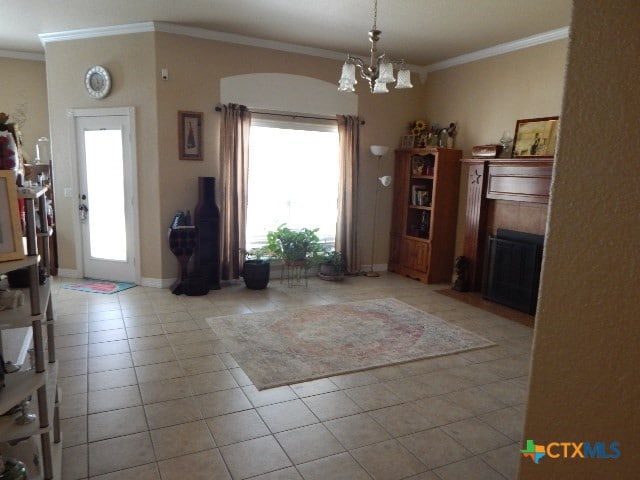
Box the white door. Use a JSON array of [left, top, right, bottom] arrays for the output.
[[74, 112, 137, 282]]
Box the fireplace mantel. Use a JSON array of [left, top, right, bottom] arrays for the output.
[[460, 158, 553, 291]]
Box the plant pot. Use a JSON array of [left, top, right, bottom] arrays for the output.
[[318, 263, 344, 281], [242, 260, 270, 290]]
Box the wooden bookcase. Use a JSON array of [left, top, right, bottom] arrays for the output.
[[388, 147, 462, 283]]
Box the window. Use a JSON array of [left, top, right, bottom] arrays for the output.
[[246, 117, 339, 249]]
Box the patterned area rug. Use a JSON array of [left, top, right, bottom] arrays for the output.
[[208, 298, 495, 390], [62, 279, 136, 294]]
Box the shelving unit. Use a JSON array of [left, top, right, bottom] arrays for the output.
[[0, 185, 60, 479], [388, 147, 462, 284]]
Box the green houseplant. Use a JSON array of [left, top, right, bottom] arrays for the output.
[[240, 246, 271, 290], [317, 249, 345, 281], [265, 224, 322, 265]]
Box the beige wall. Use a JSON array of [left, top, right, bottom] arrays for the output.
[[424, 40, 568, 257], [0, 57, 49, 162], [521, 1, 640, 477], [44, 33, 159, 279]]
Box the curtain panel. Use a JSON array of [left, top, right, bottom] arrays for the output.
[[219, 103, 251, 280], [336, 115, 360, 274]]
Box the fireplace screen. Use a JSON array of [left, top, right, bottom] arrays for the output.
[[483, 229, 544, 315]]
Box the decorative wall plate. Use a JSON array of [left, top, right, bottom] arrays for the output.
[[84, 65, 111, 99]]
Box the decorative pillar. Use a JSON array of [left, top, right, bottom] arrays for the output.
[[461, 160, 489, 291]]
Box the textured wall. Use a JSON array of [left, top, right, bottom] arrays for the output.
[[520, 1, 640, 477]]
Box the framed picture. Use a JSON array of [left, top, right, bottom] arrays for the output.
[[512, 116, 560, 158], [401, 135, 416, 149], [178, 111, 203, 160], [0, 170, 24, 262]]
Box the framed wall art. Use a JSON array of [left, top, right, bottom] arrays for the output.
[[512, 116, 560, 158], [0, 170, 24, 262], [401, 134, 416, 149], [178, 111, 203, 160]]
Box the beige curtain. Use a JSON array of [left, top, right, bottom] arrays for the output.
[[219, 103, 251, 280], [336, 115, 360, 274]]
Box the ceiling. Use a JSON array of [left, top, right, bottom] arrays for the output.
[[2, 0, 572, 67]]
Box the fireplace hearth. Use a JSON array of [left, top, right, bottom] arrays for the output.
[[483, 229, 544, 315]]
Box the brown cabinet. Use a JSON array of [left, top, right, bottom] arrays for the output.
[[388, 147, 462, 283]]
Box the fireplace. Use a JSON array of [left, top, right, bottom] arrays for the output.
[[483, 229, 544, 315]]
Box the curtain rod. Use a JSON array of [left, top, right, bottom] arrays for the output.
[[214, 106, 365, 125]]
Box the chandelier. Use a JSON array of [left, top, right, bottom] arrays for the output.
[[338, 0, 413, 94]]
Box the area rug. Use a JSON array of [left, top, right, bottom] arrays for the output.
[[208, 298, 495, 390], [62, 279, 136, 294]]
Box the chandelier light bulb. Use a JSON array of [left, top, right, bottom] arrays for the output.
[[372, 80, 389, 94], [395, 68, 413, 89], [377, 62, 395, 84]]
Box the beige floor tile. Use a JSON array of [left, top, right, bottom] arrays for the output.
[[88, 367, 138, 391], [162, 319, 201, 334], [145, 396, 203, 429], [351, 439, 427, 480], [60, 415, 87, 446], [135, 360, 184, 383], [368, 403, 434, 437], [60, 392, 87, 419], [62, 444, 88, 480], [131, 346, 177, 367], [229, 367, 252, 386], [89, 339, 131, 357], [151, 420, 216, 460], [296, 452, 370, 480], [55, 333, 88, 348], [125, 324, 165, 338], [56, 344, 88, 361], [275, 423, 344, 464], [89, 431, 156, 476], [329, 370, 379, 389], [218, 352, 239, 368], [89, 328, 128, 343], [302, 391, 362, 421], [88, 352, 134, 373], [480, 379, 528, 406], [172, 341, 221, 359], [441, 418, 513, 455], [206, 409, 270, 446], [398, 428, 472, 469], [290, 378, 338, 397], [478, 407, 524, 441], [87, 320, 128, 333], [139, 376, 192, 404], [89, 310, 124, 322], [88, 405, 148, 442], [444, 387, 509, 415], [89, 384, 142, 414], [413, 370, 474, 396], [382, 378, 437, 402], [55, 322, 89, 336], [344, 383, 404, 411], [128, 335, 171, 351], [446, 363, 504, 386], [410, 395, 475, 427], [58, 358, 88, 377], [324, 412, 391, 450], [123, 314, 161, 327], [433, 456, 505, 480], [481, 443, 521, 479], [90, 462, 160, 480], [257, 399, 318, 433], [249, 467, 302, 480], [158, 449, 231, 480], [59, 374, 87, 395], [241, 384, 298, 407], [179, 354, 227, 375], [220, 436, 291, 479], [188, 370, 238, 395], [196, 387, 253, 418]]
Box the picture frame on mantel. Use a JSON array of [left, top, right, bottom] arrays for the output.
[[512, 116, 559, 158], [178, 111, 203, 160], [0, 170, 25, 262]]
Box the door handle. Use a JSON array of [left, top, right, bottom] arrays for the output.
[[79, 203, 89, 222]]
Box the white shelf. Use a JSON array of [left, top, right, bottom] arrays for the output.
[[0, 281, 51, 330], [0, 361, 58, 442], [17, 186, 48, 200]]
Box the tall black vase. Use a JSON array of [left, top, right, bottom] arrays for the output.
[[193, 177, 221, 290]]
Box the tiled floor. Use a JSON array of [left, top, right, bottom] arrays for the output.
[[52, 273, 532, 480]]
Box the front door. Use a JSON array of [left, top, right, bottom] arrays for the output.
[[73, 110, 137, 282]]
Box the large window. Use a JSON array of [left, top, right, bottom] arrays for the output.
[[246, 117, 339, 249]]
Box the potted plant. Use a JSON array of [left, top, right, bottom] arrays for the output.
[[240, 246, 271, 290], [265, 224, 322, 266], [317, 249, 345, 281]]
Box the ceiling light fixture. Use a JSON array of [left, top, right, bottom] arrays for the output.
[[338, 0, 413, 94]]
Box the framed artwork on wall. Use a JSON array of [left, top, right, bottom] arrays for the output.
[[512, 116, 560, 158], [0, 170, 25, 262], [178, 111, 203, 160]]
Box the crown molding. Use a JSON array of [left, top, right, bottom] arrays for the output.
[[39, 22, 156, 45], [420, 26, 570, 74], [36, 21, 568, 75], [0, 49, 45, 61]]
